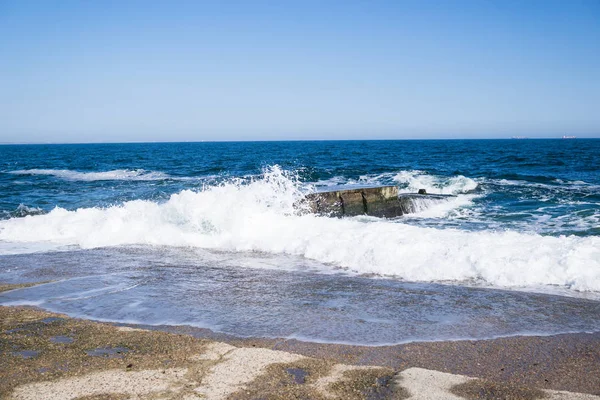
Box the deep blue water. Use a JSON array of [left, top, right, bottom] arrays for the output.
[[1, 139, 599, 235], [0, 139, 599, 344]]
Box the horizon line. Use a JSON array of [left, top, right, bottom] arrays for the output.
[[1, 136, 599, 145]]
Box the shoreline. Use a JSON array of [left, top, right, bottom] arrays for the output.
[[2, 300, 600, 399]]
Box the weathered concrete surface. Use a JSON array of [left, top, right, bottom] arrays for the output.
[[3, 304, 600, 399], [302, 186, 402, 218], [301, 186, 453, 218]]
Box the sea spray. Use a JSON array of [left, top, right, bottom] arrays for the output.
[[393, 170, 479, 194], [1, 166, 599, 292]]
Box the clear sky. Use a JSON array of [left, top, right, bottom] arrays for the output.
[[1, 0, 599, 142]]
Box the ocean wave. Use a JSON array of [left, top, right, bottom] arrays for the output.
[[400, 194, 479, 219], [10, 169, 171, 181], [489, 178, 599, 191], [0, 166, 598, 293], [309, 171, 480, 219], [0, 204, 46, 219], [393, 170, 479, 194], [312, 170, 479, 196]]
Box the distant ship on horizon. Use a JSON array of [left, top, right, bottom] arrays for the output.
[[562, 135, 577, 139], [511, 136, 528, 139]]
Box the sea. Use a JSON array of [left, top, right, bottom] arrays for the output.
[[0, 139, 599, 345]]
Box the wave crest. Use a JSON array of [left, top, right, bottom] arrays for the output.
[[10, 169, 171, 181], [1, 204, 45, 219], [393, 170, 478, 194], [0, 166, 598, 293]]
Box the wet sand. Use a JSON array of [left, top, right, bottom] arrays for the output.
[[1, 282, 600, 399]]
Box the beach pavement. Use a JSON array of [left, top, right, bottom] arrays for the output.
[[1, 284, 600, 399]]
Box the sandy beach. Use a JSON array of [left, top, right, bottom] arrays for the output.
[[2, 284, 599, 400]]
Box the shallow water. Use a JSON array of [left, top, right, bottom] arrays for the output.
[[1, 247, 599, 345]]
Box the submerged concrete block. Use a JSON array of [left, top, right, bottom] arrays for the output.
[[339, 189, 367, 216], [303, 186, 403, 218], [300, 186, 455, 218], [364, 191, 405, 218], [302, 190, 344, 217]]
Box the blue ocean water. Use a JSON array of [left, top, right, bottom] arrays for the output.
[[1, 140, 599, 235], [0, 140, 599, 344]]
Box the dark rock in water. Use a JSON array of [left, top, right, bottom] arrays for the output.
[[301, 190, 345, 217], [300, 186, 456, 218], [340, 189, 366, 216], [302, 186, 403, 218], [363, 189, 405, 218]]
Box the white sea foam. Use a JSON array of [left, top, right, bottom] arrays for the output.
[[401, 194, 478, 219], [393, 170, 479, 194], [312, 176, 348, 187], [490, 178, 600, 193], [1, 167, 599, 293], [10, 169, 171, 181], [314, 170, 479, 196], [0, 204, 45, 219]]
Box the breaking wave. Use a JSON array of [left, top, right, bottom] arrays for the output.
[[10, 169, 171, 181], [1, 166, 599, 293], [393, 170, 479, 194], [312, 170, 479, 195], [0, 204, 45, 219]]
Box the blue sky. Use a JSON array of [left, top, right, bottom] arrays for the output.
[[1, 0, 599, 142]]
